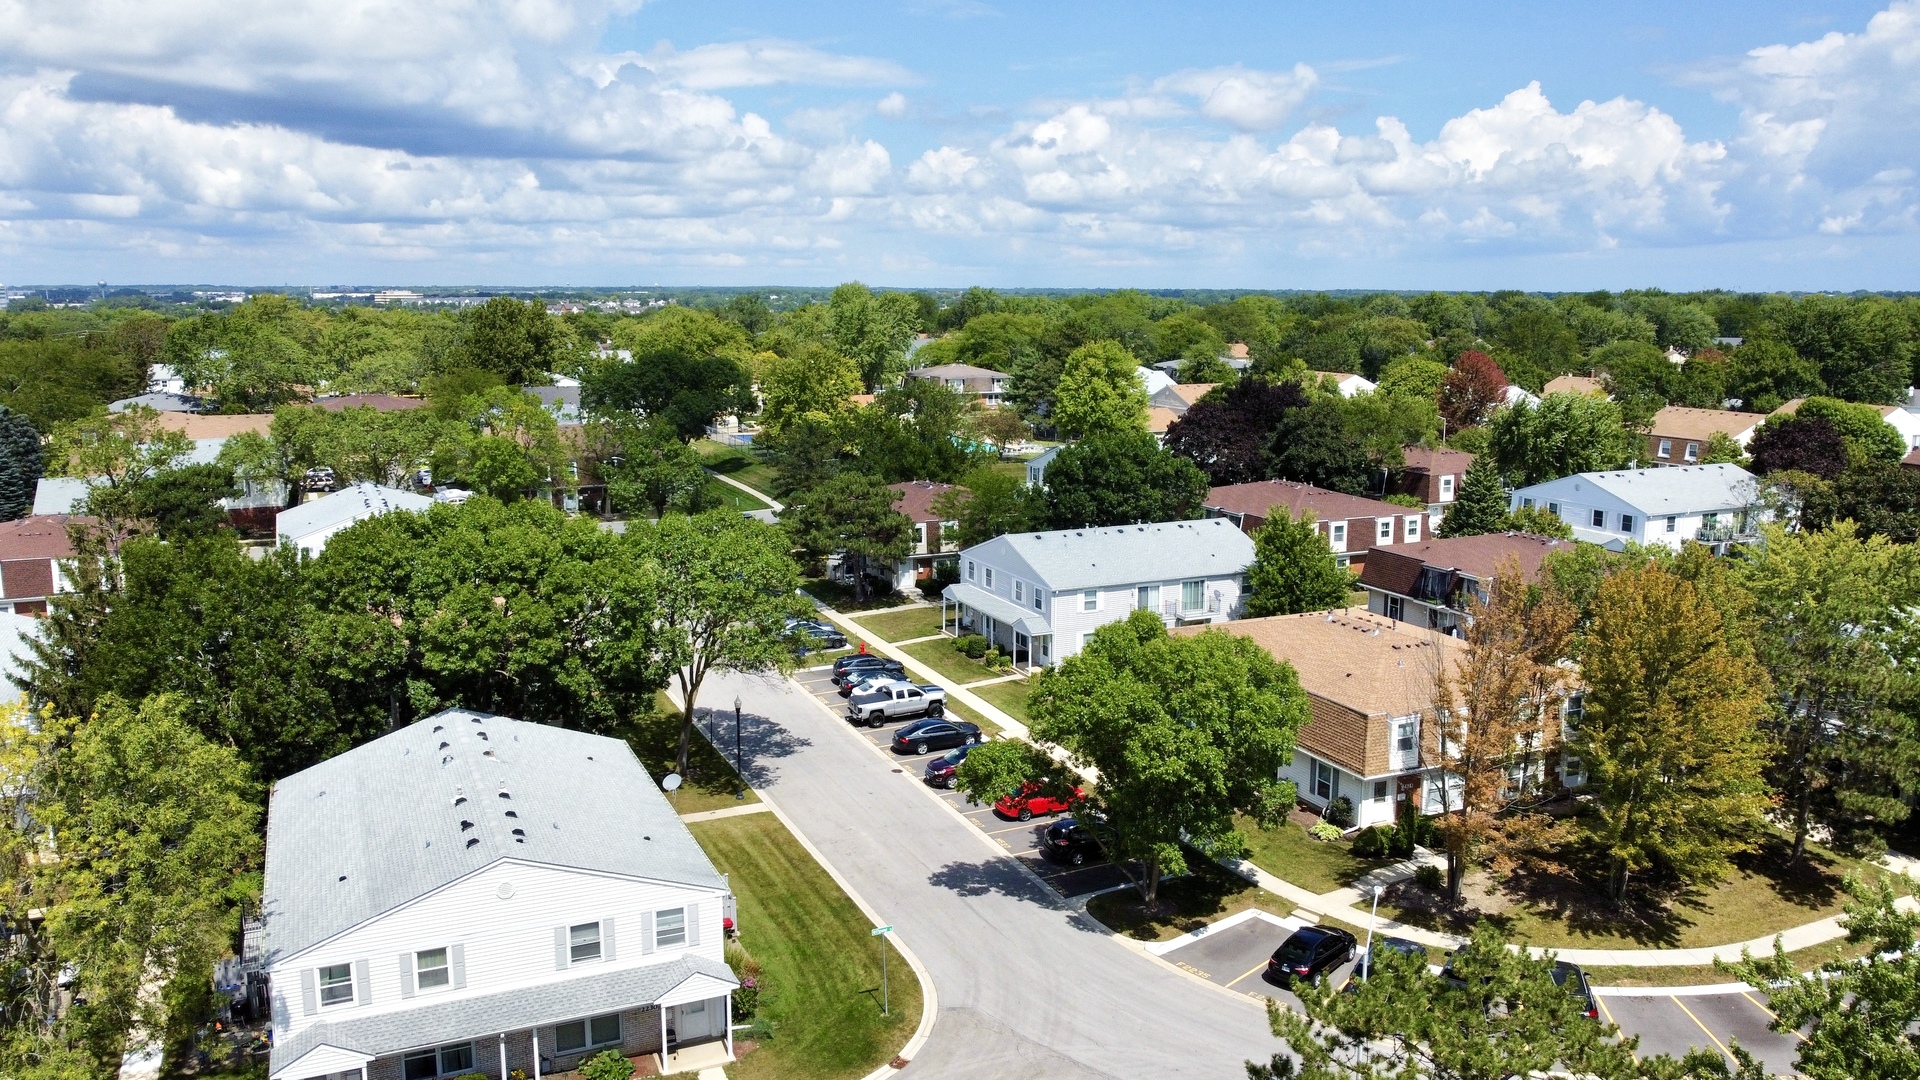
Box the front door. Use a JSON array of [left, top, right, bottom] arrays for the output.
[[1395, 772, 1421, 809], [670, 999, 720, 1044]]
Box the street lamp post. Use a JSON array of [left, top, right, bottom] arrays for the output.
[[734, 695, 744, 800], [1362, 884, 1381, 982]]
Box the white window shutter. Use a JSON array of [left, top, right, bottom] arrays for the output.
[[354, 959, 370, 1006], [553, 926, 568, 970], [300, 969, 318, 1016], [640, 911, 655, 955], [398, 953, 415, 998], [686, 902, 700, 947], [450, 944, 466, 988], [602, 918, 616, 962]]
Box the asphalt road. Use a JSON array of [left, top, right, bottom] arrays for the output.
[[700, 667, 1277, 1080]]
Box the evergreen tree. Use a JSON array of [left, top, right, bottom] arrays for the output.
[[1243, 511, 1353, 617], [0, 404, 43, 521], [781, 472, 914, 602], [1437, 456, 1509, 537]]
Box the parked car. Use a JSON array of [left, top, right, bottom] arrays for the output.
[[1266, 925, 1357, 985], [924, 745, 974, 788], [846, 682, 947, 726], [832, 655, 903, 686], [890, 718, 981, 755], [842, 669, 913, 697], [1041, 817, 1104, 866], [786, 617, 847, 652], [1350, 937, 1428, 984], [994, 782, 1084, 821], [1551, 961, 1598, 1020], [303, 466, 338, 492]]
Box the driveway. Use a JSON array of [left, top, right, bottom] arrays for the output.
[[696, 668, 1276, 1080]]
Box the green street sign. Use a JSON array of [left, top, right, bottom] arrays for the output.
[[871, 925, 893, 936]]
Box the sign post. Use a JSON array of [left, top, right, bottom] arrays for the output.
[[871, 925, 893, 1015]]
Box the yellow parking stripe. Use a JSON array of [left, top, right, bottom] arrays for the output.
[[1740, 991, 1807, 1043], [983, 821, 1042, 836], [1223, 961, 1270, 989], [1670, 995, 1736, 1062]]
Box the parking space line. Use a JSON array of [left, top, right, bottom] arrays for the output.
[[1670, 996, 1736, 1062], [1739, 992, 1805, 1043], [1222, 961, 1269, 990], [983, 822, 1040, 837], [1594, 995, 1627, 1056]]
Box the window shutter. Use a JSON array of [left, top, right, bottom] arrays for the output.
[[450, 944, 466, 989], [685, 902, 700, 947], [602, 918, 616, 962], [398, 953, 415, 999], [640, 911, 655, 956], [553, 926, 568, 970], [354, 959, 371, 1006], [300, 969, 318, 1016]]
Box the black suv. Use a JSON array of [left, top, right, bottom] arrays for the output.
[[1267, 926, 1358, 985], [1041, 817, 1104, 866]]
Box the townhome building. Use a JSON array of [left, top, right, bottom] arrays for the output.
[[1308, 371, 1376, 398], [1541, 375, 1604, 397], [907, 363, 1011, 406], [1508, 463, 1767, 553], [278, 482, 435, 558], [1148, 383, 1218, 416], [1357, 533, 1575, 636], [1389, 446, 1475, 520], [941, 519, 1254, 670], [265, 709, 739, 1080], [0, 515, 84, 616], [886, 481, 958, 592], [1202, 480, 1424, 571], [1643, 406, 1764, 465]]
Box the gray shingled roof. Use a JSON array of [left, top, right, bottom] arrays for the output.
[[262, 710, 725, 965], [276, 483, 433, 541], [1515, 463, 1760, 515], [270, 954, 736, 1075], [962, 518, 1255, 592]]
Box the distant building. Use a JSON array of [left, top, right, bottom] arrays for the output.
[[1308, 371, 1376, 398], [1149, 383, 1218, 416], [1358, 532, 1575, 636], [277, 482, 433, 558], [887, 481, 958, 592], [1509, 463, 1767, 553], [1145, 406, 1182, 444], [1025, 446, 1061, 488], [906, 363, 1010, 406], [1542, 375, 1605, 398], [109, 391, 207, 413], [1390, 447, 1475, 517], [1203, 480, 1425, 571], [313, 394, 429, 413], [0, 515, 86, 616], [1644, 406, 1764, 465]]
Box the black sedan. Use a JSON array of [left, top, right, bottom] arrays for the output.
[[1266, 925, 1357, 985], [786, 617, 847, 652], [831, 655, 904, 686], [1041, 817, 1104, 866], [1551, 961, 1599, 1020], [891, 718, 981, 755], [923, 745, 973, 788]]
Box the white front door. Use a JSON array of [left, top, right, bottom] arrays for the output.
[[670, 999, 721, 1043]]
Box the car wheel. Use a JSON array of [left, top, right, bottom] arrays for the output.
[[965, 735, 978, 746], [1069, 851, 1085, 866], [929, 702, 945, 717], [942, 775, 954, 789], [915, 741, 929, 755], [1017, 807, 1033, 821]]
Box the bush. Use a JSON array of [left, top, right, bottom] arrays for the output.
[[1350, 824, 1392, 858], [1389, 801, 1435, 858], [579, 1050, 634, 1080], [956, 634, 989, 658], [983, 647, 1012, 671], [1414, 864, 1444, 892], [732, 975, 761, 1018], [1325, 795, 1355, 828], [1308, 821, 1344, 842]]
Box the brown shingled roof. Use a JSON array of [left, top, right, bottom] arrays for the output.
[[1147, 406, 1182, 434], [312, 394, 428, 413], [1180, 610, 1459, 718], [1358, 532, 1573, 591], [0, 515, 87, 560], [152, 413, 275, 440], [1543, 375, 1605, 397], [889, 480, 956, 524], [1204, 479, 1412, 524], [1647, 406, 1763, 443], [1399, 446, 1475, 474]]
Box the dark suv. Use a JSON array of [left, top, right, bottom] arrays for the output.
[[1041, 817, 1104, 866], [1267, 926, 1357, 985], [831, 655, 904, 686]]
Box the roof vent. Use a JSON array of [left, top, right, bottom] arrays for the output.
[[465, 837, 480, 849], [432, 725, 444, 733], [460, 820, 474, 831], [483, 749, 497, 759], [453, 796, 467, 806], [337, 875, 347, 882], [439, 741, 450, 750], [511, 828, 525, 837], [498, 791, 512, 800], [586, 755, 594, 761], [471, 716, 483, 724], [504, 809, 518, 818], [441, 756, 452, 766], [476, 730, 489, 741]]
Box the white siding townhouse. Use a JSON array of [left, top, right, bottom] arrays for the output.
[[1508, 463, 1768, 553], [940, 518, 1255, 670], [265, 710, 739, 1080], [278, 483, 434, 558]]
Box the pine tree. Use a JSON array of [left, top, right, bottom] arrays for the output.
[[0, 405, 44, 522], [1437, 456, 1508, 537], [1243, 510, 1353, 617]]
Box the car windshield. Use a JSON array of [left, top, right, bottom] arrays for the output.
[[939, 749, 966, 764], [1273, 934, 1320, 962]]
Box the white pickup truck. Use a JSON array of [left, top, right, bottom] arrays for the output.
[[845, 680, 948, 727]]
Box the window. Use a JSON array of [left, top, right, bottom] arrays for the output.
[[1385, 595, 1405, 621], [569, 922, 602, 964], [1658, 438, 1672, 459], [405, 1044, 474, 1080], [318, 964, 354, 1007], [1312, 759, 1333, 801], [1620, 514, 1634, 534], [1405, 516, 1420, 542], [1082, 589, 1098, 612], [555, 1014, 623, 1054], [1032, 589, 1043, 611], [1590, 509, 1605, 528], [1547, 502, 1559, 516], [1666, 515, 1677, 533], [655, 907, 687, 949], [1080, 632, 1096, 648], [1377, 519, 1392, 543], [415, 948, 450, 990], [1181, 579, 1204, 611], [1372, 780, 1388, 802], [1330, 522, 1347, 545], [1012, 580, 1023, 603], [1395, 720, 1416, 759], [1137, 584, 1160, 611], [966, 560, 975, 581], [1521, 497, 1534, 509], [1440, 475, 1455, 497], [1684, 441, 1699, 461], [984, 567, 994, 588]]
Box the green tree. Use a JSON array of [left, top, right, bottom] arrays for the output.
[[780, 283, 921, 390], [452, 296, 566, 385], [1268, 396, 1370, 494], [123, 464, 239, 541], [432, 387, 570, 501], [1808, 459, 1920, 543], [1174, 353, 1237, 384], [585, 323, 755, 441], [595, 417, 719, 520], [45, 406, 193, 491], [1794, 396, 1904, 464], [1374, 356, 1450, 404], [1699, 431, 1749, 467], [1573, 563, 1773, 903], [1502, 504, 1572, 538], [1050, 340, 1148, 439], [782, 472, 914, 603], [1027, 610, 1309, 904], [164, 296, 326, 411], [1437, 457, 1509, 538], [1725, 878, 1920, 1080], [756, 343, 862, 439], [0, 339, 145, 432], [1042, 430, 1209, 529], [627, 511, 802, 776], [1781, 296, 1912, 405], [1728, 338, 1821, 413], [932, 468, 1042, 548], [1738, 523, 1920, 859], [0, 404, 44, 520], [1244, 511, 1353, 617], [1488, 392, 1637, 486]]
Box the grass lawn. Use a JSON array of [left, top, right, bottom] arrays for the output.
[[941, 698, 1000, 739], [691, 813, 921, 1080], [902, 637, 1006, 686], [620, 695, 760, 815], [692, 440, 781, 496], [704, 477, 770, 512], [801, 576, 913, 613], [1582, 934, 1883, 987], [1086, 855, 1296, 942], [1235, 815, 1398, 895], [853, 605, 947, 643], [1378, 836, 1911, 951], [967, 678, 1033, 727]]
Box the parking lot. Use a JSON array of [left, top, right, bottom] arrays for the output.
[[1152, 909, 1321, 1008], [792, 665, 1135, 899]]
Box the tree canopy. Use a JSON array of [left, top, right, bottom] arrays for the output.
[[1243, 511, 1352, 617], [1041, 430, 1209, 529]]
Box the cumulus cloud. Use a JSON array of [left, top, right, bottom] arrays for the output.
[[1154, 64, 1318, 131]]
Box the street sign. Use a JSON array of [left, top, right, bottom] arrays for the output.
[[871, 925, 892, 936], [872, 926, 894, 1014]]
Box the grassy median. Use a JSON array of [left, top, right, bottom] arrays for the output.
[[691, 812, 922, 1080], [621, 695, 761, 815]]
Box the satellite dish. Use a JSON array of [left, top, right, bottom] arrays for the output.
[[662, 773, 683, 792]]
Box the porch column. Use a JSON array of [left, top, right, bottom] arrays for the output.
[[532, 1028, 541, 1080], [660, 1006, 668, 1062], [725, 993, 734, 1059], [497, 1033, 507, 1080]]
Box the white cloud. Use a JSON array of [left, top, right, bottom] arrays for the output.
[[876, 92, 908, 118], [620, 40, 914, 90], [1154, 64, 1318, 131]]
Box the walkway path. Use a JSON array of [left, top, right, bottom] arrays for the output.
[[706, 469, 782, 513]]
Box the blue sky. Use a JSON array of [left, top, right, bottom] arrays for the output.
[[1, 1, 1916, 289]]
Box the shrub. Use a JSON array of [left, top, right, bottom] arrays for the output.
[[1325, 795, 1355, 828], [1350, 824, 1391, 858], [1414, 864, 1444, 892], [956, 634, 989, 658], [1390, 801, 1435, 857], [732, 975, 761, 1018], [983, 647, 1012, 671], [579, 1050, 634, 1080], [1308, 821, 1344, 842]]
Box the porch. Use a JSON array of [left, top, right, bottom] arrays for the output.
[[938, 582, 1052, 673]]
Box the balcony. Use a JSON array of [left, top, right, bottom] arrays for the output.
[[1695, 521, 1759, 543]]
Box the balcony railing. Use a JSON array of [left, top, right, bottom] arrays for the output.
[[1696, 522, 1759, 543]]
